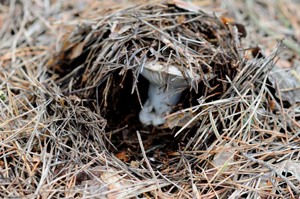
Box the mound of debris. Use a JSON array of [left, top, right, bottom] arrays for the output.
[[2, 0, 299, 198]]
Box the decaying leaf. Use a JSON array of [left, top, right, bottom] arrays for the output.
[[115, 151, 130, 162], [164, 111, 198, 129], [220, 16, 235, 25], [3, 0, 300, 198], [69, 95, 81, 104], [277, 160, 300, 182], [69, 40, 88, 59], [79, 167, 132, 199], [258, 160, 300, 190], [212, 144, 235, 168], [269, 64, 300, 103], [176, 15, 186, 24], [251, 46, 264, 58], [31, 155, 40, 163], [172, 0, 201, 13], [221, 16, 247, 38]]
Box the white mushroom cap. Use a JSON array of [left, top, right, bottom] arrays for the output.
[[139, 61, 200, 126], [141, 61, 199, 88]]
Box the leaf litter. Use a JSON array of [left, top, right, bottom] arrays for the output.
[[0, 0, 300, 198]]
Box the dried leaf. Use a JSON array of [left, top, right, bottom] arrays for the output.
[[269, 100, 276, 111], [164, 111, 196, 129], [69, 95, 81, 104], [269, 64, 300, 103], [70, 41, 88, 59], [115, 151, 130, 162], [100, 168, 132, 199], [259, 160, 300, 189], [59, 98, 66, 107], [233, 23, 247, 38], [78, 167, 132, 198], [109, 21, 120, 39], [130, 160, 139, 168], [251, 46, 264, 58], [172, 0, 200, 13], [176, 15, 186, 24], [212, 144, 234, 168], [118, 25, 131, 35], [220, 16, 235, 25], [31, 155, 40, 163], [277, 160, 300, 182], [61, 41, 71, 51]]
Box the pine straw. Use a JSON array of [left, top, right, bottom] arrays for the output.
[[0, 0, 300, 198]]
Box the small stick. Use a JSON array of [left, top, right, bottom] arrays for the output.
[[136, 131, 161, 193]]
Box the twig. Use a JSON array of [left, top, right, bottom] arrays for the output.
[[136, 131, 161, 193]]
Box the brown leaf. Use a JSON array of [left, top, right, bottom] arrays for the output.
[[176, 15, 186, 24], [233, 23, 247, 38], [220, 16, 235, 25], [212, 144, 234, 168], [69, 41, 88, 59], [69, 95, 81, 104], [61, 41, 71, 51], [269, 100, 276, 111], [164, 111, 197, 129], [221, 17, 247, 38], [251, 46, 264, 58], [59, 98, 66, 107], [130, 161, 139, 168], [115, 151, 130, 162]]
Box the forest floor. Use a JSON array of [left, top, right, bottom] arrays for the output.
[[0, 0, 300, 198]]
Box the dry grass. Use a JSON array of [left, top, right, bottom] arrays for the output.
[[0, 0, 300, 198]]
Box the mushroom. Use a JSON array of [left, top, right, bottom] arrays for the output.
[[139, 61, 199, 126]]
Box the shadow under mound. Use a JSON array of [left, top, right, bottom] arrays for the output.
[[50, 55, 224, 169], [82, 68, 205, 164]]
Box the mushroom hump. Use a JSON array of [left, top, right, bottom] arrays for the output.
[[139, 61, 199, 126]]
